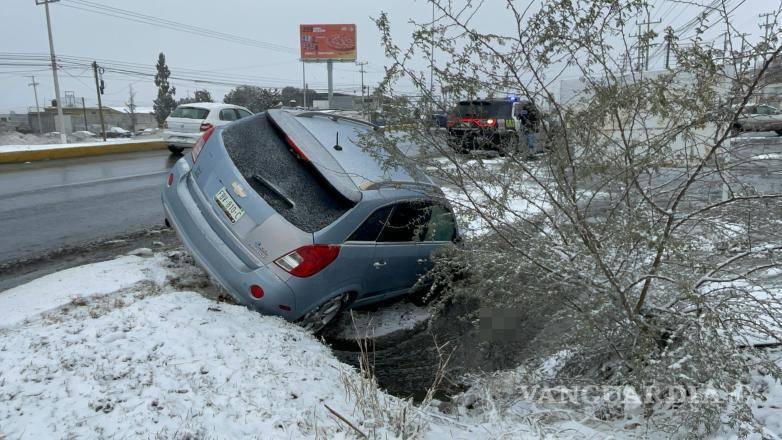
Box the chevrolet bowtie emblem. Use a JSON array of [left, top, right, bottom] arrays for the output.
[[231, 181, 247, 198]]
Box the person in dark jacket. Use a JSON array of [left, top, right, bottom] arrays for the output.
[[515, 101, 539, 156]]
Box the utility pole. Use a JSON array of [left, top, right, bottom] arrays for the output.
[[760, 12, 774, 44], [664, 27, 675, 69], [355, 60, 368, 114], [36, 0, 67, 143], [28, 75, 43, 135], [634, 9, 660, 72], [126, 84, 137, 133], [92, 61, 106, 141], [80, 97, 88, 131], [758, 12, 775, 71]]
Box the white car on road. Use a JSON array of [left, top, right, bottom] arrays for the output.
[[163, 102, 253, 154]]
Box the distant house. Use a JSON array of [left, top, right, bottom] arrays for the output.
[[27, 104, 156, 134], [0, 112, 30, 132]]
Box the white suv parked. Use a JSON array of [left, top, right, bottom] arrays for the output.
[[163, 102, 253, 154]]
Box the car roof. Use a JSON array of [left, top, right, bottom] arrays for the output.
[[266, 109, 434, 203]]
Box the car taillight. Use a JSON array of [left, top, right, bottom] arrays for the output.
[[167, 173, 173, 187], [486, 118, 496, 126], [199, 122, 213, 132], [274, 245, 340, 277], [191, 126, 215, 163], [250, 285, 264, 299]]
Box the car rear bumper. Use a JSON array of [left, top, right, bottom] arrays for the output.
[[162, 158, 299, 320], [163, 130, 201, 148]]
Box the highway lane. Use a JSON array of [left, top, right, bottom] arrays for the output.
[[0, 150, 180, 266]]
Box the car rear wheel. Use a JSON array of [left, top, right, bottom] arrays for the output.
[[298, 292, 348, 333], [168, 145, 184, 155]]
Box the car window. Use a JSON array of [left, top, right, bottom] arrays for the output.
[[423, 204, 456, 242], [758, 105, 779, 115], [219, 109, 238, 121], [378, 201, 431, 243], [237, 109, 253, 119], [170, 106, 209, 119], [348, 205, 393, 242]]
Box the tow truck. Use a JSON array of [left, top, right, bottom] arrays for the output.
[[446, 97, 534, 153]]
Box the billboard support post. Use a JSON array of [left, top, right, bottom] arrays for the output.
[[327, 60, 334, 109], [302, 61, 307, 108]]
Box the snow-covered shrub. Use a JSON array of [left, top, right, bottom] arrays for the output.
[[365, 0, 782, 436]]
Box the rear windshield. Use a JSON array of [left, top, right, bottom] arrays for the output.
[[454, 101, 512, 118], [170, 106, 210, 119], [221, 113, 355, 232]]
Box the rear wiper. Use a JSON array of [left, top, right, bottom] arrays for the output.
[[252, 174, 295, 208]]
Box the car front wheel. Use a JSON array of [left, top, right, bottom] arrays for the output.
[[298, 293, 348, 333]]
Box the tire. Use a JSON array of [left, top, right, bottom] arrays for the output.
[[168, 145, 184, 155], [298, 293, 348, 333], [775, 130, 782, 137], [730, 124, 743, 137]]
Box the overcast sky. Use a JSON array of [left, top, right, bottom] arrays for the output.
[[0, 0, 772, 113]]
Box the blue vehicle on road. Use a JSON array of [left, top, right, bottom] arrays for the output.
[[162, 109, 458, 331]]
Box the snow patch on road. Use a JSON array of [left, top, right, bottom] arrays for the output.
[[0, 254, 167, 330], [0, 137, 164, 153]]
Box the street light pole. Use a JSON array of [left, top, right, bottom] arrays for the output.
[[28, 75, 43, 135], [37, 0, 67, 143]]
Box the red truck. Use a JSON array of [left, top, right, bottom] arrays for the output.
[[446, 97, 538, 154]]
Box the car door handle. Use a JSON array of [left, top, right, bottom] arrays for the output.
[[373, 261, 387, 269]]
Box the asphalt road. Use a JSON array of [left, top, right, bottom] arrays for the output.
[[0, 150, 180, 267]]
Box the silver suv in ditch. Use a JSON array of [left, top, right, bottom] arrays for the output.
[[162, 109, 458, 331]]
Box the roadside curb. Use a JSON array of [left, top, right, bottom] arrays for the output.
[[0, 140, 167, 164]]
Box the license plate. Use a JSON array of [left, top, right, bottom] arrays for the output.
[[215, 187, 244, 223]]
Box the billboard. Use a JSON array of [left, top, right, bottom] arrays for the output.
[[300, 24, 357, 61]]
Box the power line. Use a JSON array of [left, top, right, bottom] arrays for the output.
[[58, 0, 296, 55]]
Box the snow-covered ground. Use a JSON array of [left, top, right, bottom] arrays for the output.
[[0, 251, 554, 439]]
